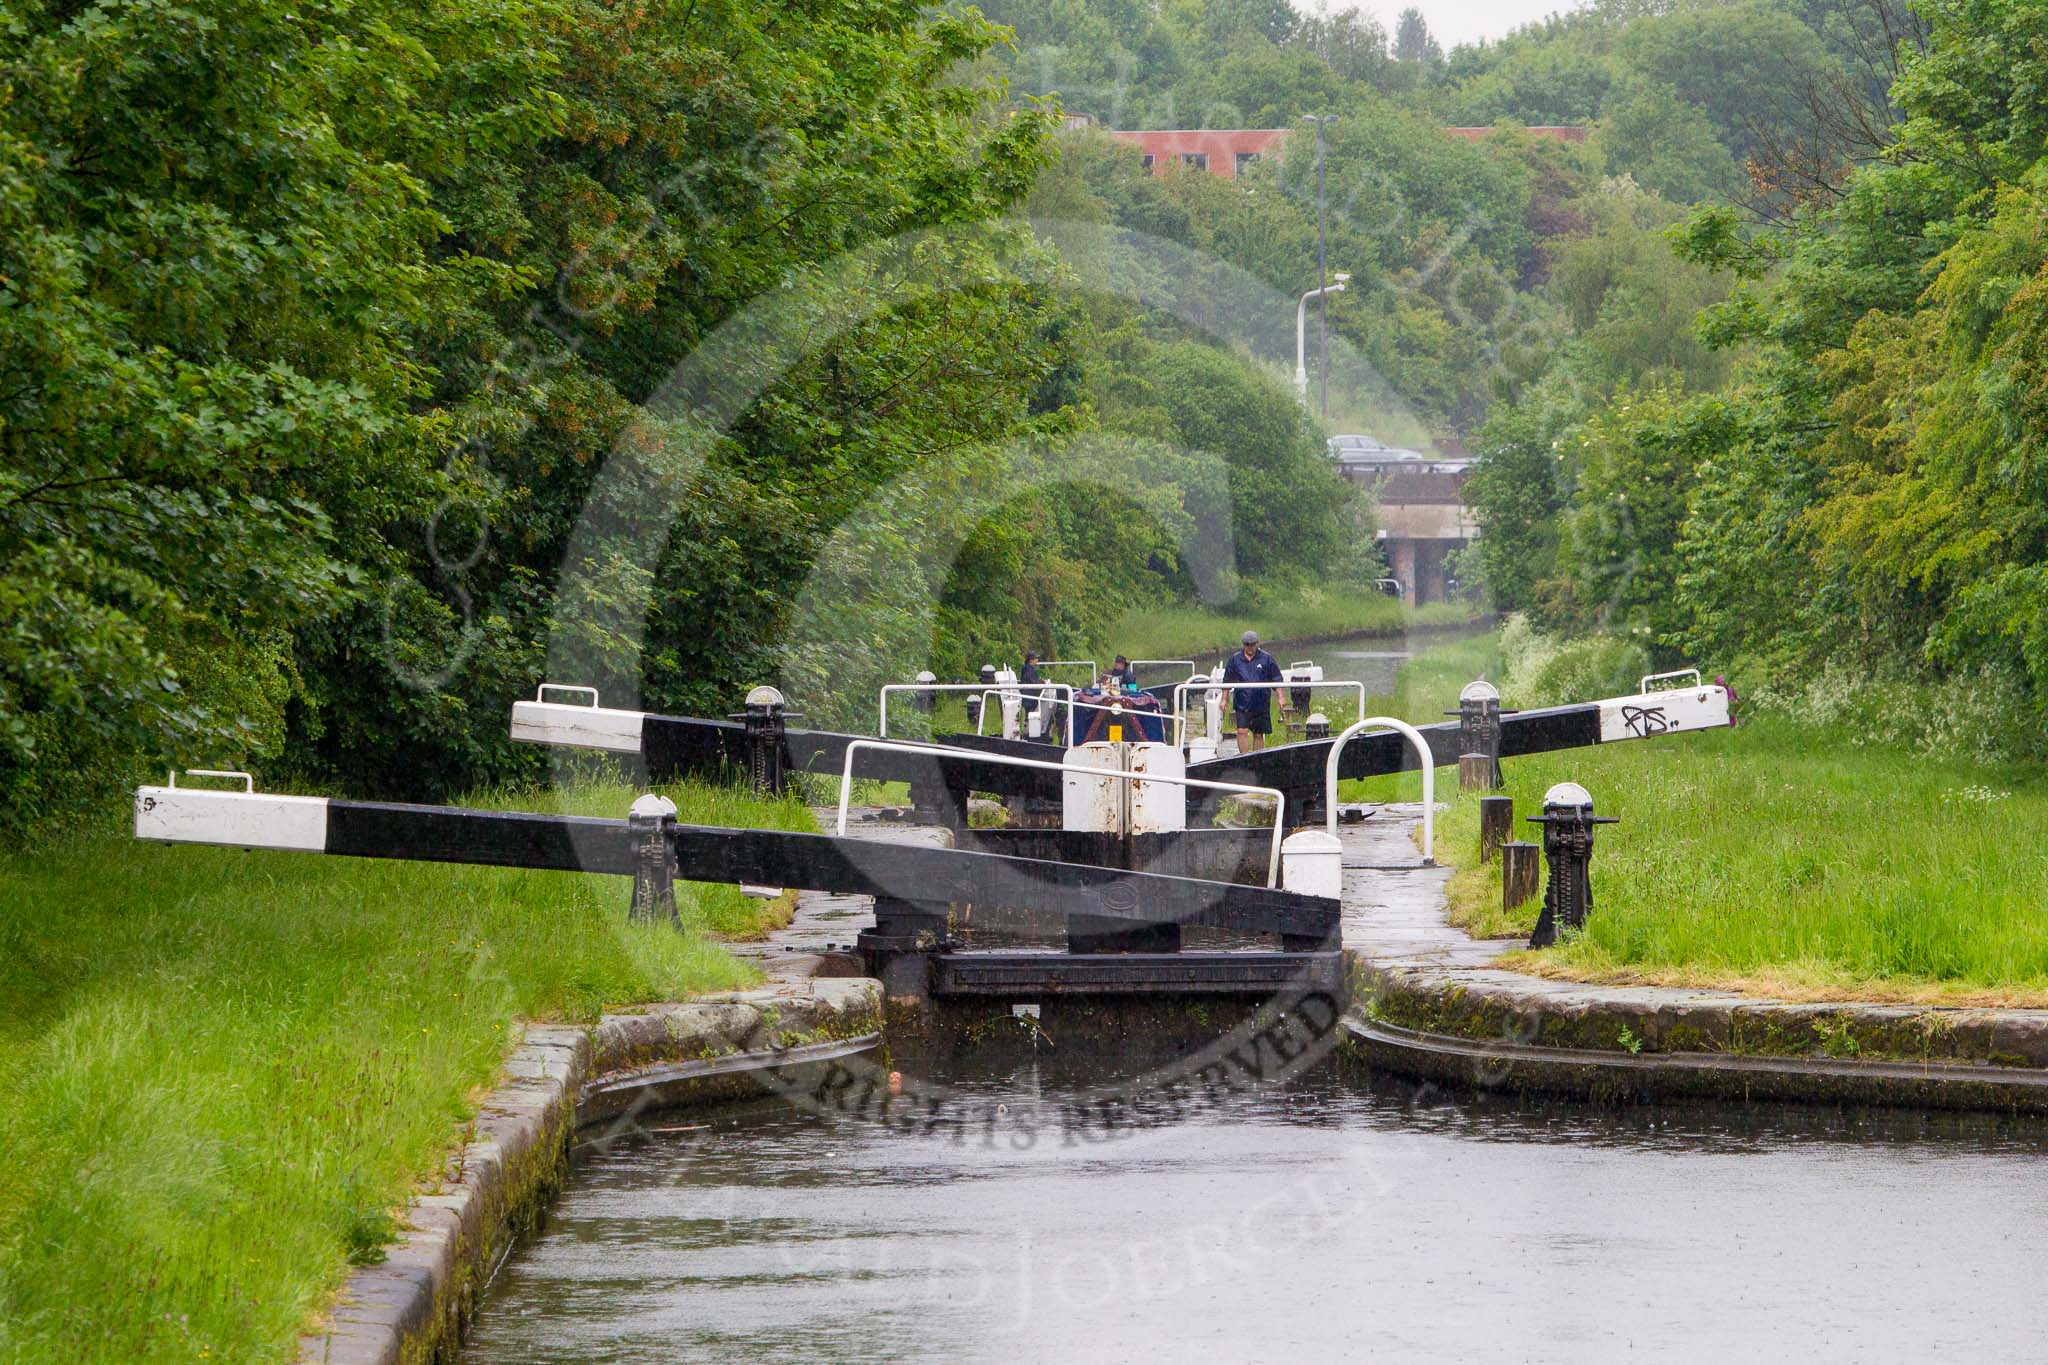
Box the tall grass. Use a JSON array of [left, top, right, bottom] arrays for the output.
[[0, 778, 806, 1363], [1409, 659, 2048, 1004]]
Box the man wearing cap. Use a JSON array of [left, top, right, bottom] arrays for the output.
[[1221, 630, 1287, 752]]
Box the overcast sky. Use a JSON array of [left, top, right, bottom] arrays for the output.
[[1344, 0, 1591, 50]]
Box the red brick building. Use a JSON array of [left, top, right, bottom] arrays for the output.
[[1107, 128, 1292, 179], [1103, 124, 1587, 178]]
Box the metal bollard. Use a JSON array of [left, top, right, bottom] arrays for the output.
[[1525, 781, 1619, 948], [1479, 795, 1513, 863], [965, 663, 997, 733], [1502, 841, 1540, 913], [913, 670, 937, 715], [732, 685, 789, 795], [627, 793, 680, 924], [1449, 679, 1504, 792], [1305, 711, 1330, 740]]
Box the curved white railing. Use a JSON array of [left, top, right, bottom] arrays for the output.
[[878, 682, 1074, 738], [1171, 678, 1369, 728], [983, 695, 1196, 749], [971, 687, 1078, 745], [834, 738, 1288, 887], [1324, 716, 1435, 862]]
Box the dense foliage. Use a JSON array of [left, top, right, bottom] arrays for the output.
[[1463, 0, 2048, 755], [0, 0, 1368, 822], [14, 0, 2032, 823]]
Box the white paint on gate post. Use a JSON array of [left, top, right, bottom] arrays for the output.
[[994, 667, 1023, 741], [1063, 742, 1124, 833], [1061, 742, 1187, 835], [1280, 829, 1344, 899]]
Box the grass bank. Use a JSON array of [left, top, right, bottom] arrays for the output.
[[0, 778, 806, 1364], [1108, 590, 1481, 666], [1365, 636, 2048, 1008]]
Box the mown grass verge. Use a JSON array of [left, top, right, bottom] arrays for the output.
[[0, 777, 807, 1364], [1373, 644, 2048, 1007]]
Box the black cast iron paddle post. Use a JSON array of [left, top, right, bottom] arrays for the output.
[[730, 685, 791, 796], [628, 794, 680, 925], [1526, 782, 1619, 948], [1446, 679, 1510, 792]]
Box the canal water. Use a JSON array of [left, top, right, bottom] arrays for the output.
[[460, 1058, 2048, 1362], [1268, 620, 1487, 699]]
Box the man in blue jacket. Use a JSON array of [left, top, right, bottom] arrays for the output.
[[1221, 630, 1287, 752]]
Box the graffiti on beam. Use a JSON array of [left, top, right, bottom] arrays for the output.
[[1619, 705, 1671, 738]]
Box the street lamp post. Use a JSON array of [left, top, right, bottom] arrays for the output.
[[1302, 114, 1338, 417], [1294, 273, 1349, 406]]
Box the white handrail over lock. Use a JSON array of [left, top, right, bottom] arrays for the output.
[[877, 682, 1073, 739], [834, 738, 1289, 888], [1324, 716, 1435, 862]]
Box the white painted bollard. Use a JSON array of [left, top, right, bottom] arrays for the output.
[[994, 666, 1022, 740], [1203, 666, 1225, 747], [1281, 829, 1345, 900]]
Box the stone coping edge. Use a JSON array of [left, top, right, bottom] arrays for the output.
[[1350, 955, 2048, 1111], [1344, 1013, 2048, 1114], [296, 977, 883, 1365]]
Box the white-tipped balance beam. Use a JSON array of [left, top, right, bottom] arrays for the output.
[[1595, 674, 1730, 743], [508, 699, 646, 754], [134, 785, 329, 852]]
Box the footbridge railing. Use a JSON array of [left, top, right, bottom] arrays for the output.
[[833, 739, 1286, 887]]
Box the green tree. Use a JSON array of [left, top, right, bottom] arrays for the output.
[[1554, 386, 1734, 645], [1595, 81, 1745, 204], [1393, 9, 1444, 68], [1464, 402, 1569, 612], [0, 0, 556, 823]]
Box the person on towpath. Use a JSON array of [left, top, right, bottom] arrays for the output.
[[1222, 630, 1287, 752]]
